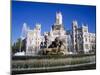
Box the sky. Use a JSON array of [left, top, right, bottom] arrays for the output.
[[12, 1, 96, 43]]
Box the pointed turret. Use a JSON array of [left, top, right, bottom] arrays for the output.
[[55, 11, 62, 25]]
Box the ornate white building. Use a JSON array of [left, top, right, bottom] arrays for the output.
[[71, 20, 96, 53], [20, 11, 96, 56]]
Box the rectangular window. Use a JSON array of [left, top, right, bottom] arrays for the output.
[[85, 44, 88, 49]]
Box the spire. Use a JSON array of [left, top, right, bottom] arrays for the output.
[[35, 23, 41, 30], [72, 20, 78, 26], [55, 11, 62, 25], [72, 20, 78, 29]]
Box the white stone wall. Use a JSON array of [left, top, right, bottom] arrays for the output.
[[88, 33, 96, 52], [82, 25, 89, 53]]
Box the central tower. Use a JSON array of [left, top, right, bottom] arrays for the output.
[[52, 12, 64, 31], [49, 11, 68, 54], [50, 11, 67, 45], [55, 11, 62, 25]]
